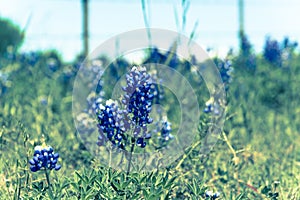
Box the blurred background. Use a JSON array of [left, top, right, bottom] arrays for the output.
[[1, 0, 299, 61]]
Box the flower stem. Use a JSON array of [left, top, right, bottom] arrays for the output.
[[175, 140, 201, 170], [126, 138, 135, 176], [44, 169, 51, 188], [44, 169, 55, 198]]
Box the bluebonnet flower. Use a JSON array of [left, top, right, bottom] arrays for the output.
[[158, 120, 174, 147], [148, 118, 174, 150], [96, 66, 156, 149], [214, 58, 233, 91], [29, 145, 61, 172], [205, 190, 220, 199], [19, 51, 40, 66], [86, 91, 104, 114], [263, 37, 281, 66], [204, 98, 221, 116], [47, 58, 59, 72], [96, 100, 126, 149], [95, 66, 175, 152], [121, 66, 155, 148], [122, 66, 154, 126]]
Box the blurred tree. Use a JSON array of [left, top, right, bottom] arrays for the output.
[[0, 18, 24, 55]]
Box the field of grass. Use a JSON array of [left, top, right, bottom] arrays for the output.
[[0, 39, 300, 200]]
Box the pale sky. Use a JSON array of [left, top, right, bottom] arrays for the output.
[[0, 0, 299, 61]]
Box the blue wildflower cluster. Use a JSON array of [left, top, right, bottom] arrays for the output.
[[263, 37, 281, 66], [94, 66, 175, 151], [205, 190, 220, 199], [96, 66, 157, 149], [158, 120, 174, 147], [96, 100, 126, 149], [203, 58, 232, 115], [122, 67, 154, 129], [149, 118, 174, 150], [263, 37, 298, 67], [87, 91, 104, 114], [204, 98, 221, 116], [216, 59, 233, 91], [122, 67, 155, 147], [18, 52, 40, 66], [29, 146, 61, 172]]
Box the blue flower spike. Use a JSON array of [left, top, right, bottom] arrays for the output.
[[96, 100, 126, 149], [121, 66, 155, 148], [204, 98, 221, 116], [96, 66, 155, 150], [29, 145, 61, 172]]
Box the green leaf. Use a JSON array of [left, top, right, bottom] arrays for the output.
[[165, 176, 177, 188], [75, 171, 85, 183], [235, 193, 245, 200]]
